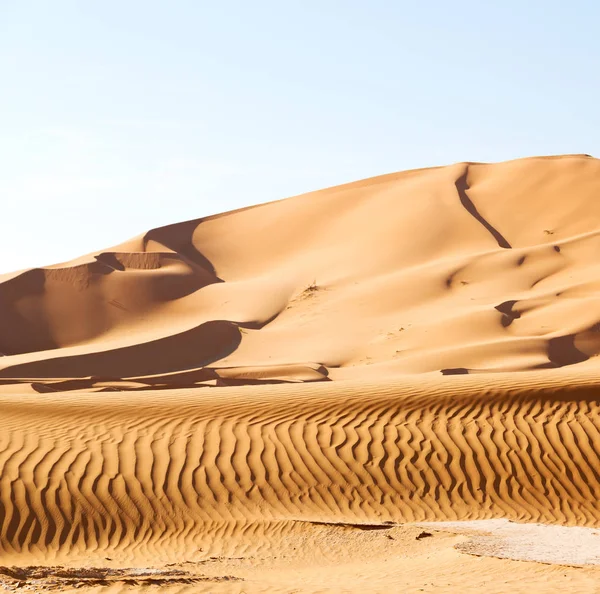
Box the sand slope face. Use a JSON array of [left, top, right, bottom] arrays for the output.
[[3, 155, 600, 591], [2, 371, 600, 566], [2, 154, 600, 390]]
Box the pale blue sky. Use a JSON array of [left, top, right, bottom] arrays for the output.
[[1, 1, 598, 272]]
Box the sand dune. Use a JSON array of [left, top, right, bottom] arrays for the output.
[[2, 154, 600, 389], [2, 154, 600, 591]]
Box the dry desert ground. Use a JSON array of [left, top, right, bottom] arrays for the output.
[[2, 154, 600, 591]]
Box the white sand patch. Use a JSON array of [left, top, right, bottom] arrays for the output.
[[416, 519, 600, 566]]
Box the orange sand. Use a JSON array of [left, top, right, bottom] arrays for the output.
[[1, 154, 600, 592]]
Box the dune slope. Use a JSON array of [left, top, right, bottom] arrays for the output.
[[2, 154, 600, 390], [2, 154, 600, 591]]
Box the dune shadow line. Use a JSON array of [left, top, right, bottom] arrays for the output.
[[455, 167, 511, 249], [0, 320, 241, 379]]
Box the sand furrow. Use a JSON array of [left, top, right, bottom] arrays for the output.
[[0, 375, 599, 563]]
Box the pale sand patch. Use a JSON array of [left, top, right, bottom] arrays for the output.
[[417, 519, 600, 566]]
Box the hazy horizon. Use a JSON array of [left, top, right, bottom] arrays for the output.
[[2, 0, 599, 272]]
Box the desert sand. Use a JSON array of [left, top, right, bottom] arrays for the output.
[[2, 154, 600, 591]]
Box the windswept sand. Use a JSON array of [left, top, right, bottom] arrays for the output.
[[2, 154, 600, 591]]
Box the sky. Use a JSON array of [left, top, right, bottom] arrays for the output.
[[1, 0, 599, 272]]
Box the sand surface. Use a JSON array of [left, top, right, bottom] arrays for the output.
[[2, 154, 600, 591]]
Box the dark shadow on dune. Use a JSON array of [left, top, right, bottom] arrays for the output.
[[315, 364, 330, 377], [0, 320, 241, 379], [495, 300, 521, 327], [455, 168, 511, 249], [0, 260, 120, 356], [94, 253, 126, 271], [31, 380, 94, 393], [445, 266, 465, 289], [27, 362, 331, 392], [0, 242, 224, 356], [214, 377, 326, 387], [537, 334, 589, 369], [0, 270, 58, 355], [302, 520, 395, 531], [129, 367, 219, 386], [144, 219, 223, 279], [97, 251, 221, 302], [441, 367, 469, 375], [29, 370, 222, 393]]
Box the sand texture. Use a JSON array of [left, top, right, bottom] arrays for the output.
[[2, 154, 600, 591]]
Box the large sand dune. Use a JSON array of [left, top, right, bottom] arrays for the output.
[[2, 154, 600, 591]]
